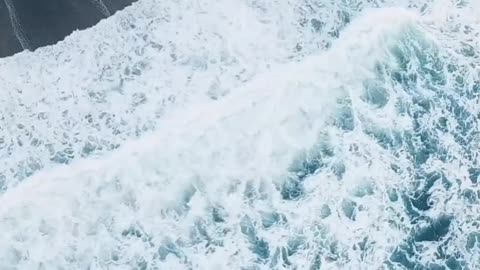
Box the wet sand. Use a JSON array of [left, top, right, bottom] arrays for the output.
[[0, 0, 136, 57]]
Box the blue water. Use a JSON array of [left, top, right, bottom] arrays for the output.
[[0, 1, 479, 269]]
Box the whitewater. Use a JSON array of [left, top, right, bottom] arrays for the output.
[[1, 0, 480, 269]]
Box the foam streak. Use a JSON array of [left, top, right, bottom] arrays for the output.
[[3, 0, 31, 51]]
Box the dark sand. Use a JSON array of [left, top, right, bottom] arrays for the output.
[[0, 0, 136, 57]]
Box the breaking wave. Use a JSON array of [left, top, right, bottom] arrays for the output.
[[1, 0, 480, 269]]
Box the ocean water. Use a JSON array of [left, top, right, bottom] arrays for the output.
[[0, 0, 479, 269]]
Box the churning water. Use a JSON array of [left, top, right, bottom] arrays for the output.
[[0, 0, 479, 269]]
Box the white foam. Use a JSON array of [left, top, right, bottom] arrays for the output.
[[0, 8, 426, 269], [0, 0, 338, 189], [2, 0, 480, 269]]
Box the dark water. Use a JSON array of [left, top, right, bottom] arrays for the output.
[[0, 0, 136, 57]]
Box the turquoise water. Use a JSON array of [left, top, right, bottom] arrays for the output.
[[0, 0, 479, 269]]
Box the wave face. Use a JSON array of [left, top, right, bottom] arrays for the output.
[[1, 0, 480, 269]]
